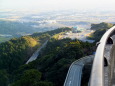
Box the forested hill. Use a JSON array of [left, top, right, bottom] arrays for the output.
[[0, 36, 38, 72], [89, 22, 114, 41], [91, 22, 113, 30], [0, 27, 72, 86], [10, 38, 95, 86], [31, 27, 71, 37]]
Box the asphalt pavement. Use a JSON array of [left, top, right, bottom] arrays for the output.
[[64, 55, 94, 86], [26, 40, 48, 64], [64, 65, 83, 86]]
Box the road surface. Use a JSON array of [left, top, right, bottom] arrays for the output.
[[64, 55, 94, 86], [104, 44, 112, 86], [26, 40, 48, 64], [64, 65, 83, 86], [104, 35, 115, 86]]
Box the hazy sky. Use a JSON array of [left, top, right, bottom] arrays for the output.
[[0, 0, 115, 12]]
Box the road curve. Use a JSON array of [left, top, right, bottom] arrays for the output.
[[64, 55, 94, 86], [64, 65, 83, 86]]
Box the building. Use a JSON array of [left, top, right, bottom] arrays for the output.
[[72, 26, 78, 33]]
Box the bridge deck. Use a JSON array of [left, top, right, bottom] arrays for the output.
[[104, 44, 112, 86]]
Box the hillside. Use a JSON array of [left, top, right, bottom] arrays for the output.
[[31, 27, 71, 37], [91, 22, 113, 30], [11, 38, 95, 86], [88, 22, 114, 41], [0, 27, 72, 86], [0, 36, 38, 72]]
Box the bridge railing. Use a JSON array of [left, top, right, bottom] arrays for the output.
[[90, 26, 115, 86]]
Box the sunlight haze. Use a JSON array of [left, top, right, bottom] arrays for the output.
[[0, 0, 115, 11]]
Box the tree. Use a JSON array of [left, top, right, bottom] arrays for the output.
[[33, 81, 53, 86], [0, 70, 9, 86], [11, 69, 41, 86]]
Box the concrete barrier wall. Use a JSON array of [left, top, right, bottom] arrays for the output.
[[109, 44, 115, 86], [90, 26, 115, 86]]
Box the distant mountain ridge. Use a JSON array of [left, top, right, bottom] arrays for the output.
[[91, 22, 113, 30], [89, 22, 114, 41]]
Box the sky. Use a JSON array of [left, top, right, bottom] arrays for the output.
[[0, 0, 115, 12]]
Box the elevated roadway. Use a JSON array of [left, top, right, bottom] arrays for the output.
[[90, 26, 115, 86], [64, 26, 115, 86], [64, 55, 94, 86]]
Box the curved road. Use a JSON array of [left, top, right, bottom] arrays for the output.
[[64, 65, 83, 86], [64, 55, 94, 86]]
